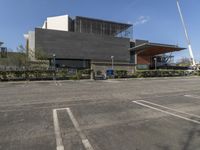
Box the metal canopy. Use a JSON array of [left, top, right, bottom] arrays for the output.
[[75, 16, 133, 38], [130, 43, 185, 56]]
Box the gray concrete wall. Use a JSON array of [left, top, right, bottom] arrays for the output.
[[35, 28, 130, 62], [91, 62, 135, 75], [28, 31, 35, 61], [54, 59, 90, 68]]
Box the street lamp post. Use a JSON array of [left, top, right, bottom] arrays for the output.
[[154, 57, 157, 70], [53, 54, 56, 80], [111, 56, 114, 70], [53, 54, 56, 70]]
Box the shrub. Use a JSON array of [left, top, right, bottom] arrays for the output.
[[68, 76, 78, 80], [96, 70, 102, 75], [115, 70, 128, 78], [196, 70, 200, 76], [133, 70, 192, 78]]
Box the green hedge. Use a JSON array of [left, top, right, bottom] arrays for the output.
[[0, 70, 54, 81], [0, 69, 198, 81], [115, 70, 128, 78], [197, 70, 200, 76], [133, 70, 195, 78], [0, 69, 92, 81], [113, 70, 194, 79]]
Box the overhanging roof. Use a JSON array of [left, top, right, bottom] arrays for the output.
[[130, 42, 186, 56]]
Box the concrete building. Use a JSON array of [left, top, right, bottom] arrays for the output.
[[24, 14, 185, 73]]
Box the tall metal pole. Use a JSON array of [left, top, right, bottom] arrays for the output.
[[176, 0, 196, 66], [154, 57, 157, 70], [53, 54, 56, 80], [111, 56, 114, 70], [53, 54, 56, 70]]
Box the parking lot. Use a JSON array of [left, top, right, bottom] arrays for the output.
[[0, 77, 200, 150]]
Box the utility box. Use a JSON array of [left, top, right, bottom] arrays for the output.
[[106, 69, 114, 78]]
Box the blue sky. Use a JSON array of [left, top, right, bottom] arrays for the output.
[[0, 0, 199, 62]]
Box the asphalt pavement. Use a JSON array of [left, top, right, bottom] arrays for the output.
[[0, 77, 200, 150]]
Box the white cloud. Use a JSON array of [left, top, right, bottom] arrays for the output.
[[133, 16, 150, 26]]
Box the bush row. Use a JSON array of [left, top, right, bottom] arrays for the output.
[[133, 70, 197, 78], [196, 70, 200, 76], [0, 69, 199, 81], [0, 69, 91, 81], [114, 69, 198, 78], [114, 70, 128, 78]]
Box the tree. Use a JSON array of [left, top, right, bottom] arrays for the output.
[[0, 45, 27, 70], [16, 44, 26, 53], [28, 47, 49, 69], [176, 57, 192, 67], [15, 45, 27, 67]]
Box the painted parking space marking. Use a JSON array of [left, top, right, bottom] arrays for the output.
[[54, 81, 62, 86], [184, 94, 200, 99], [137, 100, 200, 119], [53, 109, 64, 150], [22, 81, 29, 87], [53, 108, 94, 150], [101, 80, 120, 83], [133, 100, 200, 125], [66, 108, 94, 150]]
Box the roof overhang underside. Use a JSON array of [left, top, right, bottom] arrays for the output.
[[130, 43, 185, 56]]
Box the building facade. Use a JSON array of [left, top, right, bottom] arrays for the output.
[[24, 14, 185, 74]]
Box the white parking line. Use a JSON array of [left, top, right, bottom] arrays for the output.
[[22, 81, 29, 87], [137, 100, 200, 119], [66, 108, 94, 150], [54, 81, 62, 86], [53, 109, 64, 150], [184, 94, 200, 99], [57, 81, 62, 86], [102, 80, 120, 83], [133, 100, 200, 125], [53, 108, 94, 150]]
